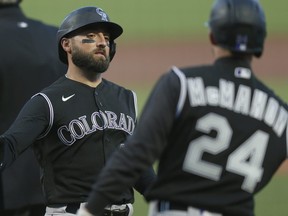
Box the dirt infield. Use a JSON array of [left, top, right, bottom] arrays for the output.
[[104, 36, 288, 174], [105, 36, 287, 85]]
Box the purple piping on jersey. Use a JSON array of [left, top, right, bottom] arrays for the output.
[[34, 93, 54, 139]]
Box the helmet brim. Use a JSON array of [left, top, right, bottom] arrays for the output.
[[63, 21, 123, 41]]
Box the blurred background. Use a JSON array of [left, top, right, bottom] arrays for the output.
[[21, 0, 288, 215]]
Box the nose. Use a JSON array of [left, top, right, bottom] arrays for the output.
[[96, 33, 109, 48]]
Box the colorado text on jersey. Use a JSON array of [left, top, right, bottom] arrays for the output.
[[57, 110, 135, 145]]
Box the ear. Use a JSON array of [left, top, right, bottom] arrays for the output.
[[109, 42, 116, 61], [61, 38, 71, 53], [209, 32, 217, 45]]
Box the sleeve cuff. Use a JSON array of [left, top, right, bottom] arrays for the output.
[[86, 192, 111, 215]]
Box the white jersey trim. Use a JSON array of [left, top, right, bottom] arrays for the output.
[[287, 127, 288, 157], [172, 66, 187, 117], [132, 90, 138, 120], [32, 93, 54, 139]]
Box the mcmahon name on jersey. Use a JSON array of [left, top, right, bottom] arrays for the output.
[[187, 77, 287, 138]]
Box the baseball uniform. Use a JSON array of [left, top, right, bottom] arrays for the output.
[[0, 77, 155, 214], [83, 57, 288, 216]]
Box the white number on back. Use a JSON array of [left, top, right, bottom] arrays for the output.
[[183, 113, 268, 193]]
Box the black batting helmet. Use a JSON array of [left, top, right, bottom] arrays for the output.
[[57, 6, 123, 64], [208, 0, 266, 57]]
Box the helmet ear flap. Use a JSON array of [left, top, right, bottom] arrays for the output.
[[209, 32, 217, 45], [109, 41, 116, 61]]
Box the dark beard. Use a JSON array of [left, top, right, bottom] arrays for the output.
[[72, 47, 110, 74]]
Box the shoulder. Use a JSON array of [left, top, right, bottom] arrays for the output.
[[174, 64, 215, 77], [102, 79, 134, 95], [101, 79, 137, 109], [158, 64, 214, 85], [255, 78, 288, 109], [24, 18, 58, 36], [40, 77, 67, 94], [26, 17, 57, 29]]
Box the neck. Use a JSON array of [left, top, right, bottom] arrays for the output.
[[211, 45, 253, 63], [65, 67, 102, 88], [211, 45, 232, 60]]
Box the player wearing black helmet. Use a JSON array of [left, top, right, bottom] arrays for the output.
[[56, 7, 123, 64], [0, 6, 156, 216], [208, 0, 266, 57], [76, 1, 288, 216]]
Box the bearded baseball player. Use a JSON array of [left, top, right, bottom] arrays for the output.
[[76, 1, 288, 216], [0, 6, 156, 216]]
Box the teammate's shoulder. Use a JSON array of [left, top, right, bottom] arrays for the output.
[[25, 17, 58, 35], [168, 64, 214, 77], [256, 78, 288, 109]]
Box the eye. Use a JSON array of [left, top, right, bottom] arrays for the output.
[[104, 35, 110, 42], [87, 33, 96, 39]]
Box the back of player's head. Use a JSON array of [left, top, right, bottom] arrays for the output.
[[208, 0, 266, 57], [57, 6, 123, 64]]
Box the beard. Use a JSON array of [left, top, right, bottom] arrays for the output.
[[71, 46, 110, 74]]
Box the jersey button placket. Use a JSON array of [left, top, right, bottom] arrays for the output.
[[94, 91, 103, 107]]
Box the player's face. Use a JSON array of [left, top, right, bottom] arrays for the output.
[[70, 29, 110, 73]]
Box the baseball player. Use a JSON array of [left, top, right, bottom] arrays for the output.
[[76, 0, 288, 216], [0, 6, 155, 216], [0, 0, 66, 215]]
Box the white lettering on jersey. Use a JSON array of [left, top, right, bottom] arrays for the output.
[[57, 111, 135, 146], [264, 98, 279, 127], [273, 107, 288, 137], [187, 78, 206, 107], [250, 89, 268, 120], [186, 77, 288, 137], [206, 87, 219, 106], [234, 84, 251, 115], [219, 79, 235, 110]]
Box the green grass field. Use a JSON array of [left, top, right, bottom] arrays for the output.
[[21, 0, 288, 40], [19, 1, 288, 215]]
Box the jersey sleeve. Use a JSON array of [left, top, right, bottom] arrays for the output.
[[0, 95, 50, 169], [133, 165, 156, 195], [85, 68, 184, 214]]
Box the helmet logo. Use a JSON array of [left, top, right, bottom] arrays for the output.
[[96, 8, 109, 21], [235, 35, 248, 51]]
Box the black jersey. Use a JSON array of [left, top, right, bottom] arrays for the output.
[[0, 5, 66, 209], [86, 57, 288, 216], [0, 76, 146, 205]]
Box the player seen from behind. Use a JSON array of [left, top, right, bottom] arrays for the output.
[[76, 0, 288, 216]]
